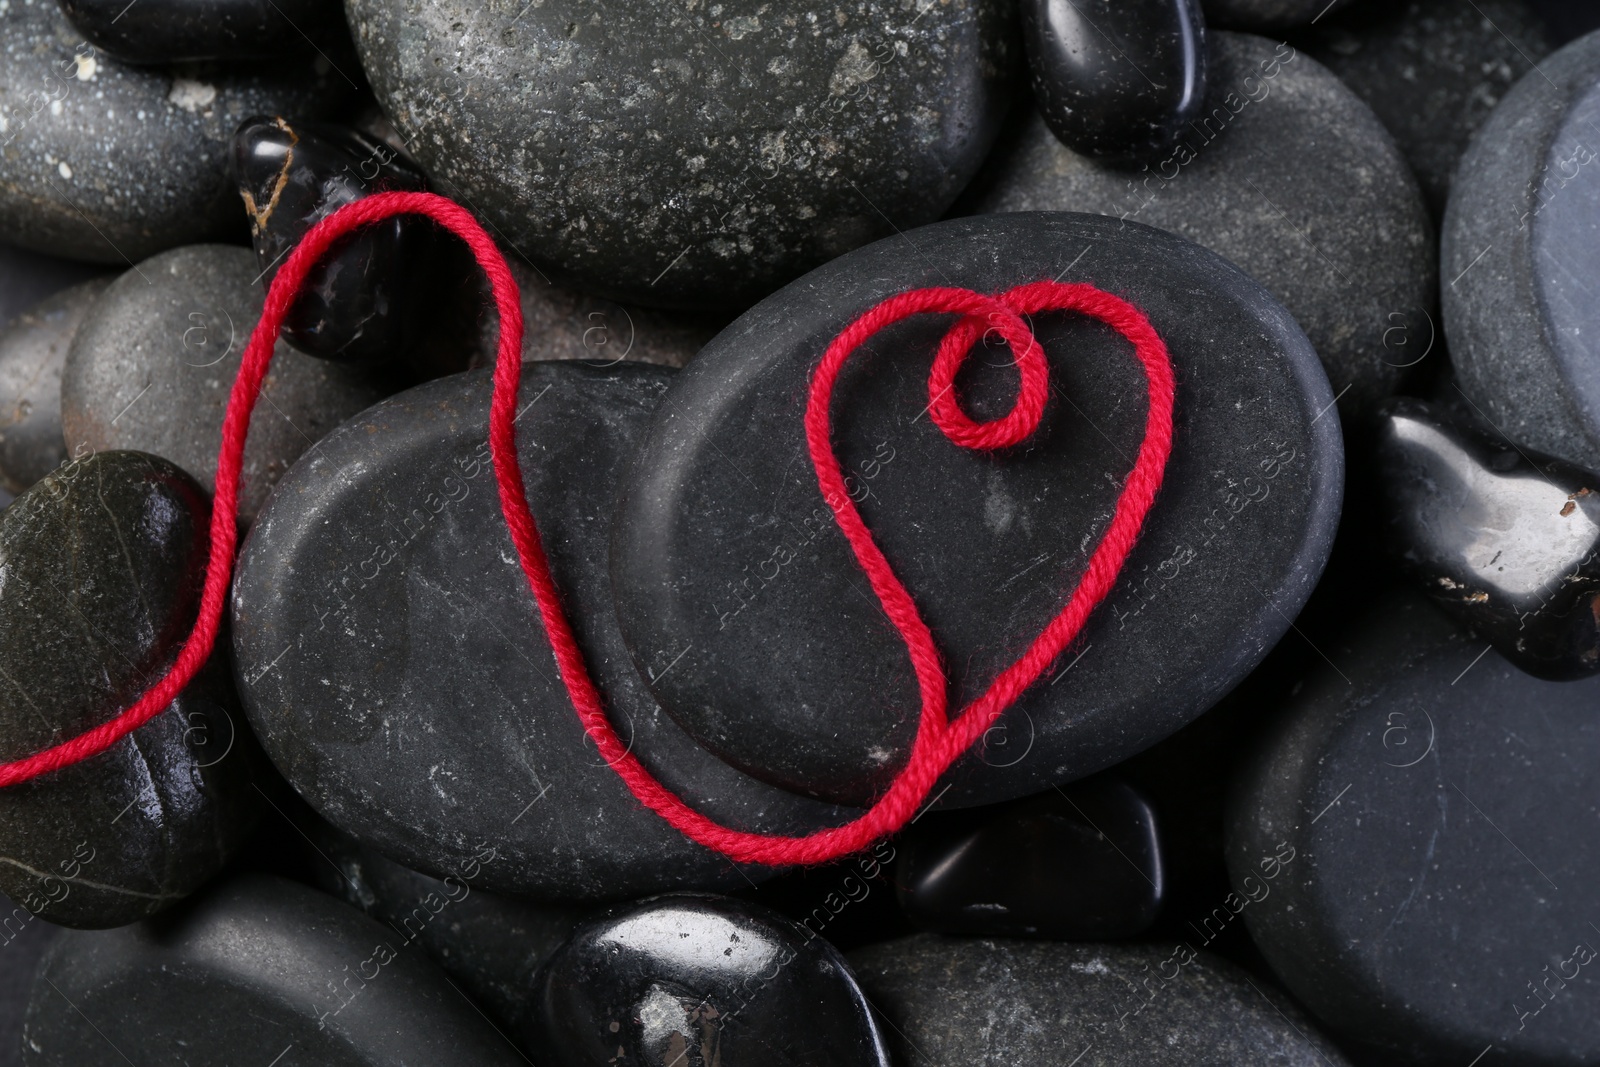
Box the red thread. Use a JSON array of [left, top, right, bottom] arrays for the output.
[[0, 192, 1175, 875]]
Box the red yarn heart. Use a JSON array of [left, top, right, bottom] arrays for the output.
[[0, 193, 1176, 876]]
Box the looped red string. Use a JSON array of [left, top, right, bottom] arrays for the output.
[[0, 192, 1175, 874]]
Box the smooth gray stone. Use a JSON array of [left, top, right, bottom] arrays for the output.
[[231, 363, 858, 899], [0, 0, 354, 264], [0, 246, 108, 329], [1299, 0, 1553, 218], [0, 451, 258, 930], [343, 0, 1016, 310], [1442, 28, 1600, 470], [60, 245, 389, 524], [971, 31, 1435, 423], [1229, 591, 1600, 1063], [0, 894, 61, 1067], [849, 935, 1350, 1065], [1203, 0, 1357, 31], [21, 874, 529, 1066], [0, 279, 108, 493]]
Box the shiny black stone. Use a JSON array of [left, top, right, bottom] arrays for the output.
[[526, 894, 891, 1067], [0, 451, 258, 929], [610, 211, 1342, 809], [320, 832, 587, 1034], [897, 774, 1163, 939], [1229, 591, 1600, 1063], [1203, 0, 1356, 31], [21, 874, 529, 1065], [58, 0, 347, 64], [233, 116, 480, 376], [850, 935, 1348, 1064], [1025, 0, 1206, 165], [0, 279, 108, 494], [231, 363, 858, 900], [1444, 28, 1600, 471], [1376, 398, 1600, 680]]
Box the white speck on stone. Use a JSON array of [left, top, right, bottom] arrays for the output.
[[57, 161, 71, 179], [168, 78, 217, 112], [724, 14, 759, 38], [829, 40, 879, 96], [74, 54, 97, 81], [867, 745, 891, 765], [49, 99, 62, 116], [1070, 958, 1112, 975]]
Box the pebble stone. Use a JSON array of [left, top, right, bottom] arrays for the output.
[[1203, 0, 1357, 31], [321, 832, 587, 1034], [343, 0, 1017, 309], [0, 450, 258, 930], [849, 935, 1350, 1065], [21, 874, 529, 1066], [231, 363, 860, 900], [1298, 0, 1553, 218], [0, 245, 108, 328], [1375, 397, 1600, 680], [971, 31, 1435, 423], [1229, 591, 1600, 1064], [1442, 28, 1600, 471], [1024, 0, 1207, 165], [896, 774, 1164, 940], [60, 245, 391, 524], [58, 0, 348, 64], [526, 894, 891, 1067], [0, 0, 357, 264], [610, 211, 1342, 809], [0, 279, 109, 493]]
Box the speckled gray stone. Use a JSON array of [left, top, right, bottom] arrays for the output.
[[1442, 28, 1600, 471], [344, 0, 1016, 310], [231, 363, 859, 900], [848, 935, 1350, 1065], [60, 245, 390, 523], [1204, 0, 1356, 31], [0, 451, 258, 930], [971, 32, 1435, 423], [1300, 0, 1552, 218], [0, 0, 354, 263], [0, 278, 107, 492]]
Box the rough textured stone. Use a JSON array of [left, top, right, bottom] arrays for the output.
[[1229, 591, 1600, 1064], [1442, 28, 1600, 471], [1203, 0, 1357, 31], [343, 0, 1016, 309], [58, 0, 348, 64], [232, 363, 858, 900], [0, 0, 357, 263], [0, 451, 258, 930], [611, 211, 1342, 809], [60, 245, 390, 524], [896, 774, 1163, 939], [0, 279, 108, 493], [849, 935, 1350, 1065], [527, 894, 891, 1067], [1298, 0, 1553, 218], [1025, 0, 1207, 165], [21, 874, 529, 1065], [1375, 397, 1600, 679], [971, 32, 1435, 423]]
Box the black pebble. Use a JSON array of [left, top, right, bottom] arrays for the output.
[[1024, 0, 1207, 165], [57, 0, 348, 64]]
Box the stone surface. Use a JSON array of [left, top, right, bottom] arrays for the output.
[[970, 32, 1435, 423], [232, 363, 859, 899], [1375, 398, 1600, 680], [0, 246, 108, 329], [0, 279, 108, 493], [611, 211, 1342, 809], [896, 774, 1163, 939], [849, 935, 1349, 1064], [0, 0, 357, 264], [344, 0, 1016, 309], [1025, 0, 1207, 165], [0, 893, 60, 1067], [21, 874, 529, 1065], [1229, 591, 1600, 1063], [1203, 0, 1356, 31], [0, 451, 258, 929], [1297, 0, 1552, 218], [59, 0, 347, 64], [60, 245, 390, 524], [527, 894, 891, 1067], [320, 831, 587, 1033], [1443, 28, 1600, 471]]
